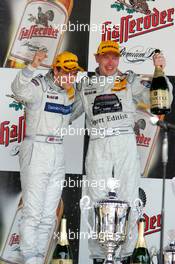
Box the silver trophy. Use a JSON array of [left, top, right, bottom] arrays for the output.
[[94, 192, 130, 263], [80, 179, 131, 264], [163, 230, 175, 264]]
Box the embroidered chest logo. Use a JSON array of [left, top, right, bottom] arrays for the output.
[[93, 94, 122, 116], [84, 88, 97, 95], [47, 95, 58, 100]]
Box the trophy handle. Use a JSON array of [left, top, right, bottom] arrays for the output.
[[149, 246, 159, 264], [80, 195, 94, 234], [134, 198, 144, 217], [127, 198, 143, 240]]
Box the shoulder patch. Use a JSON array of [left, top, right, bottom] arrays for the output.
[[31, 78, 40, 86]]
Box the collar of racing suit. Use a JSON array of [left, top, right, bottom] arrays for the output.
[[94, 68, 135, 84]]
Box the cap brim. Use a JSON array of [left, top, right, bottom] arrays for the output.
[[77, 66, 84, 72], [53, 64, 84, 72], [95, 49, 121, 57], [61, 65, 84, 72]]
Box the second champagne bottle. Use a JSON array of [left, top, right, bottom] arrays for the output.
[[51, 216, 73, 264], [150, 49, 170, 115], [131, 217, 150, 264]]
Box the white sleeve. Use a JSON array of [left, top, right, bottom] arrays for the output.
[[131, 74, 150, 106], [11, 64, 42, 103], [131, 74, 173, 108]]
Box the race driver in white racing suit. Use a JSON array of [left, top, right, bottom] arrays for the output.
[[70, 40, 173, 263], [11, 50, 82, 264]]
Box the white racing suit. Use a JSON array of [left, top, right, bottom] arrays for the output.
[[11, 65, 75, 264], [71, 70, 173, 260]]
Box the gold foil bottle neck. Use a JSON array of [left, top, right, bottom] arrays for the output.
[[135, 218, 147, 248], [58, 217, 69, 246]]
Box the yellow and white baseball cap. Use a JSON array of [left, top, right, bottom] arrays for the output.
[[52, 51, 83, 72], [95, 40, 120, 56]]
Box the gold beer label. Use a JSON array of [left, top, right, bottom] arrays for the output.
[[150, 89, 169, 108], [51, 260, 73, 264]]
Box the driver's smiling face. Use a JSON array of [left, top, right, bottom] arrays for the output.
[[95, 52, 120, 76]]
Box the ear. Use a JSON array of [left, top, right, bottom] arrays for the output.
[[53, 67, 59, 76], [95, 54, 100, 63]]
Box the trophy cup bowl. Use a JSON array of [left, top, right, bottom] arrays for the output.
[[94, 192, 130, 264], [80, 179, 132, 264]]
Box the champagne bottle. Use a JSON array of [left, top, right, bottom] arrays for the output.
[[131, 217, 150, 264], [150, 49, 170, 115], [51, 216, 73, 264]]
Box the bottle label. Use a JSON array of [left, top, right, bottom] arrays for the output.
[[51, 260, 73, 264], [10, 0, 68, 67], [150, 89, 170, 108]]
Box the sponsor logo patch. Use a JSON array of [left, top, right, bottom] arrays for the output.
[[93, 94, 122, 115], [47, 95, 58, 100], [85, 89, 97, 95], [44, 102, 73, 115]]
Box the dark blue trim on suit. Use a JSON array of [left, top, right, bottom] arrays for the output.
[[44, 102, 73, 115]]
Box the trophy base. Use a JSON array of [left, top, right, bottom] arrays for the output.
[[93, 258, 105, 264], [93, 255, 129, 264], [103, 259, 122, 264]]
